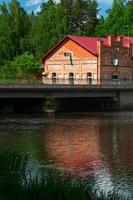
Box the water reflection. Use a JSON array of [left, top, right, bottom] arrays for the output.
[[1, 112, 133, 197], [43, 121, 101, 176], [43, 112, 133, 197]]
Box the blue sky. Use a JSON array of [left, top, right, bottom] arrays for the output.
[[0, 0, 113, 16]]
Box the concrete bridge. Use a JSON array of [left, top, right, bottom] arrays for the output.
[[0, 79, 133, 112]]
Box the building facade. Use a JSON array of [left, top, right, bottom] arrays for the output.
[[41, 34, 133, 84]]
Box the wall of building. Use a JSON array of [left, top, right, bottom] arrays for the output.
[[43, 38, 98, 83], [99, 35, 133, 81], [43, 35, 133, 83]]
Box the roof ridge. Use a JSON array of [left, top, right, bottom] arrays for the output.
[[40, 34, 133, 62]]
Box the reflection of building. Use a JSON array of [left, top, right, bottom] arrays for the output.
[[43, 121, 101, 176], [41, 35, 133, 84]]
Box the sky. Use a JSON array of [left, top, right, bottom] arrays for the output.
[[0, 0, 113, 16]]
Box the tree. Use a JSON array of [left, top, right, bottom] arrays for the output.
[[83, 0, 99, 36], [0, 3, 14, 64], [0, 0, 101, 79], [69, 0, 99, 35], [95, 16, 106, 37], [123, 0, 133, 36], [0, 0, 32, 65], [41, 0, 55, 12], [31, 3, 69, 57], [6, 52, 41, 78], [9, 0, 31, 56], [96, 0, 126, 36]]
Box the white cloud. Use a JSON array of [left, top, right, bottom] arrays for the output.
[[25, 0, 113, 14], [25, 0, 42, 7], [25, 0, 61, 13]]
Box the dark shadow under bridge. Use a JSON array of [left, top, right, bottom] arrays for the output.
[[0, 79, 132, 112]]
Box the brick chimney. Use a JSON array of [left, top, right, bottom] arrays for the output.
[[107, 34, 114, 46], [116, 35, 123, 45]]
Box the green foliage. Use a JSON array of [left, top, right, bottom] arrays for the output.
[[31, 3, 69, 57], [96, 0, 133, 37], [0, 0, 99, 68], [0, 53, 40, 79], [70, 0, 99, 35], [96, 0, 125, 36], [0, 3, 14, 64], [0, 149, 28, 200], [0, 0, 31, 65], [1, 0, 133, 79], [0, 149, 88, 200], [8, 52, 40, 77]]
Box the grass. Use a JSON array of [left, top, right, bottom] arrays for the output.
[[0, 148, 130, 200], [0, 149, 88, 200]]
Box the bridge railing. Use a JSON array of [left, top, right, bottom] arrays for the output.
[[0, 78, 133, 88], [42, 78, 133, 86]]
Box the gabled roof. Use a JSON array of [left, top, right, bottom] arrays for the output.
[[40, 35, 133, 62], [40, 35, 106, 61]]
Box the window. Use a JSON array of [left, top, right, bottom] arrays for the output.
[[112, 73, 119, 80], [69, 73, 74, 84], [52, 73, 57, 84], [69, 72, 74, 79], [87, 72, 92, 84], [87, 72, 92, 78], [52, 73, 56, 79]]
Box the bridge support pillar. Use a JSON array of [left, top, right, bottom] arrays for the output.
[[119, 91, 133, 109]]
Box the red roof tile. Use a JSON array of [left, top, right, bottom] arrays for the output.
[[40, 35, 133, 61], [67, 35, 108, 55]]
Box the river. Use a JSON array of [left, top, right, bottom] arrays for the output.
[[0, 111, 133, 198]]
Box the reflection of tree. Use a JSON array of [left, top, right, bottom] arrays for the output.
[[0, 120, 45, 163], [98, 114, 133, 197], [99, 117, 133, 169]]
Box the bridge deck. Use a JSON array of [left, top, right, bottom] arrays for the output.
[[0, 84, 133, 90], [0, 79, 133, 90]]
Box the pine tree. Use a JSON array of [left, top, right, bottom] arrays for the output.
[[70, 0, 99, 35], [9, 0, 31, 55]]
